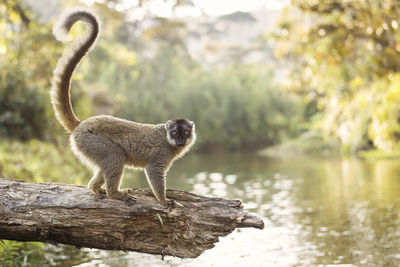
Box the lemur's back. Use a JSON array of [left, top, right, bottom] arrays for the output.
[[73, 115, 171, 164]]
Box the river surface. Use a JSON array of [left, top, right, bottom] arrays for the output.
[[41, 153, 400, 266]]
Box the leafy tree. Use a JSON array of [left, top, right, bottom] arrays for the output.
[[0, 0, 52, 139], [274, 0, 400, 152]]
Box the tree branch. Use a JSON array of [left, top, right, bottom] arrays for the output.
[[0, 178, 264, 258]]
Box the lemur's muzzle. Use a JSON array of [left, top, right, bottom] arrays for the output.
[[176, 138, 186, 146]]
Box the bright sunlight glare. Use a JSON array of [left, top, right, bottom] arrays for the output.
[[193, 0, 289, 15], [80, 0, 289, 18]]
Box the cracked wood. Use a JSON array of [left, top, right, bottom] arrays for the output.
[[0, 178, 264, 258]]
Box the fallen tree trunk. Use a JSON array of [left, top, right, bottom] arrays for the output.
[[0, 178, 264, 258]]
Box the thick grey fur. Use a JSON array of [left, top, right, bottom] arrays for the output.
[[51, 9, 196, 202]]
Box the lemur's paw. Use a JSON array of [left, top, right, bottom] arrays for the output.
[[96, 188, 106, 195], [91, 188, 107, 199], [107, 189, 128, 200], [165, 198, 183, 208], [90, 187, 106, 195]]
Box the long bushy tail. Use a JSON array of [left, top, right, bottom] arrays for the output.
[[51, 9, 100, 133]]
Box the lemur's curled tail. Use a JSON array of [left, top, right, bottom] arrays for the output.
[[51, 9, 100, 132]]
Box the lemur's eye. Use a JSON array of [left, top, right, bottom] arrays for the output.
[[171, 131, 177, 137], [184, 130, 190, 136]]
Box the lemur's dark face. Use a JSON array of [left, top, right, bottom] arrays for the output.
[[165, 119, 195, 147]]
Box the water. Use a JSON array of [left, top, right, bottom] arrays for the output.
[[39, 153, 400, 266]]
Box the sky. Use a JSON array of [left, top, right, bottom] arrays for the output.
[[81, 0, 289, 18], [192, 0, 289, 15]]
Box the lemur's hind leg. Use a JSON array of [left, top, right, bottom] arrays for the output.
[[88, 169, 105, 194], [103, 158, 128, 200], [73, 129, 128, 200]]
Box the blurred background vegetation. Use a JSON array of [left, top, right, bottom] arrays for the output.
[[274, 0, 400, 154], [0, 0, 300, 153], [3, 0, 400, 156], [2, 0, 400, 265]]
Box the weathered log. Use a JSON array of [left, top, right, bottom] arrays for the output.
[[0, 178, 264, 258]]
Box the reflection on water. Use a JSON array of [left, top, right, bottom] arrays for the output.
[[49, 154, 400, 266]]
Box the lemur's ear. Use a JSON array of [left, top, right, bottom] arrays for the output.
[[165, 120, 173, 130], [190, 121, 195, 129]]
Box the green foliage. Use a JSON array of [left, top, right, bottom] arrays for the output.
[[370, 75, 400, 152], [357, 149, 400, 160], [0, 240, 21, 266], [0, 240, 47, 266], [84, 43, 296, 150], [260, 129, 340, 157], [75, 13, 298, 150], [273, 0, 400, 153], [0, 139, 91, 184], [0, 239, 77, 266], [0, 2, 54, 140], [0, 1, 93, 141], [0, 0, 298, 150], [0, 65, 50, 140]]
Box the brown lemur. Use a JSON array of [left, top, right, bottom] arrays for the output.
[[51, 9, 196, 202]]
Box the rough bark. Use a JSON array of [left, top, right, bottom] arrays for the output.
[[0, 178, 264, 258]]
